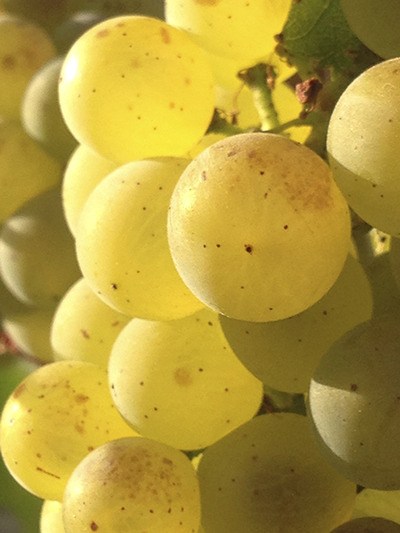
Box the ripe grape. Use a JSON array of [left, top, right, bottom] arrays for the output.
[[168, 132, 351, 322], [40, 500, 64, 533]]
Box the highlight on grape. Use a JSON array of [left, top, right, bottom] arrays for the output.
[[0, 1, 400, 532]]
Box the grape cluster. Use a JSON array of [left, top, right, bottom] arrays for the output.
[[0, 1, 400, 532]]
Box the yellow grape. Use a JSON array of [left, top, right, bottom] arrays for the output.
[[76, 157, 203, 320], [51, 277, 130, 369], [40, 500, 65, 533], [353, 489, 400, 525], [108, 307, 263, 450], [63, 437, 201, 533], [0, 121, 62, 223], [0, 360, 139, 501], [59, 15, 216, 163], [168, 132, 351, 322], [0, 15, 56, 120]]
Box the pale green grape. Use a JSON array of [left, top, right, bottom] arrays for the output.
[[340, 0, 400, 59], [62, 144, 119, 237], [59, 15, 216, 163], [0, 188, 81, 309], [198, 413, 356, 533], [0, 121, 62, 223], [51, 277, 130, 368], [21, 56, 77, 163], [165, 0, 291, 69], [0, 360, 139, 501], [168, 132, 351, 322], [76, 157, 204, 320], [353, 489, 400, 525], [40, 500, 64, 533], [309, 314, 400, 490], [331, 517, 400, 532], [108, 307, 263, 450], [220, 255, 373, 393], [327, 58, 400, 236], [63, 437, 201, 533], [0, 15, 56, 120]]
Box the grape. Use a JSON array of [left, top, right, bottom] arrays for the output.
[[75, 157, 204, 320], [168, 132, 351, 322], [63, 436, 201, 533], [331, 516, 400, 532], [21, 56, 77, 163], [0, 188, 81, 309], [340, 0, 400, 60], [40, 500, 64, 533], [62, 144, 119, 237], [58, 15, 216, 163], [308, 314, 400, 490], [108, 307, 263, 450], [353, 489, 400, 525], [0, 360, 139, 501], [0, 15, 56, 120], [0, 121, 62, 224], [197, 413, 356, 533], [220, 255, 373, 393], [327, 58, 400, 236], [165, 0, 291, 69], [51, 277, 130, 368]]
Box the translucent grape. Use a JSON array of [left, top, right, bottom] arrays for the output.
[[59, 15, 216, 163], [63, 437, 200, 533], [0, 15, 56, 120], [40, 500, 65, 533], [309, 314, 400, 490], [197, 413, 356, 532], [0, 121, 62, 223], [165, 0, 291, 69], [168, 132, 351, 322], [108, 307, 263, 450], [353, 489, 400, 525], [51, 277, 130, 368], [327, 58, 400, 236], [76, 157, 203, 320], [0, 360, 139, 500], [331, 516, 400, 533], [220, 255, 373, 393], [0, 188, 81, 309]]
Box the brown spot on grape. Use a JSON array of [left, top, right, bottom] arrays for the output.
[[244, 244, 253, 254], [111, 283, 118, 290], [2, 55, 15, 69], [201, 170, 207, 180], [160, 27, 171, 44], [169, 102, 175, 109], [75, 394, 90, 404], [36, 466, 60, 479], [96, 29, 109, 38], [81, 329, 90, 339], [174, 367, 193, 386], [13, 383, 26, 398], [75, 423, 85, 434], [90, 522, 98, 531], [350, 383, 358, 392]]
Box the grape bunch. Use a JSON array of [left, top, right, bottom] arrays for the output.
[[1, 1, 400, 532]]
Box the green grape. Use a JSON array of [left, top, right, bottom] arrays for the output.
[[327, 58, 400, 236], [165, 0, 291, 69], [51, 277, 130, 368], [0, 188, 81, 309], [58, 15, 216, 164], [0, 15, 56, 120], [40, 500, 65, 533], [62, 144, 119, 237], [0, 360, 139, 501], [331, 516, 400, 532], [353, 489, 400, 525], [108, 307, 263, 451], [168, 132, 351, 322], [197, 413, 356, 533], [21, 56, 77, 163], [63, 436, 201, 533], [76, 157, 204, 320], [220, 255, 373, 393], [0, 121, 62, 223], [308, 314, 400, 490], [340, 0, 400, 59]]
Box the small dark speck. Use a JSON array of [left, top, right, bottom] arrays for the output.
[[198, 368, 204, 372], [216, 244, 221, 248], [283, 225, 288, 230], [111, 283, 118, 290], [244, 244, 253, 254], [208, 321, 213, 326], [90, 522, 98, 531], [259, 170, 265, 175], [350, 383, 358, 392], [201, 170, 207, 180], [322, 310, 328, 316]]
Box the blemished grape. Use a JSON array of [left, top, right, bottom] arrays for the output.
[[168, 132, 351, 322], [327, 58, 400, 236], [331, 516, 400, 532], [340, 0, 400, 60], [197, 413, 356, 533], [353, 489, 400, 525], [165, 0, 291, 69], [308, 314, 400, 490], [76, 157, 204, 320], [0, 361, 139, 501], [62, 437, 201, 533], [40, 500, 64, 533], [108, 307, 263, 451], [51, 277, 130, 368], [58, 15, 216, 163], [219, 255, 373, 393]]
